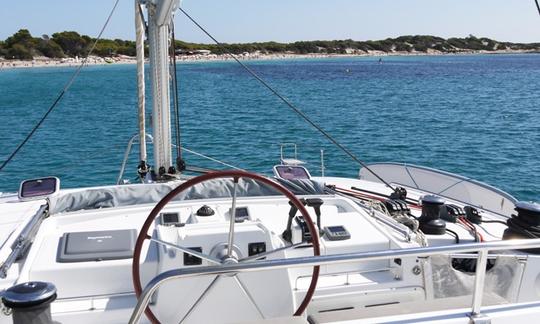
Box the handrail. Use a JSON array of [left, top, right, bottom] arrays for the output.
[[0, 204, 48, 278], [117, 133, 154, 185], [129, 238, 540, 323], [280, 143, 298, 162], [326, 186, 413, 242]]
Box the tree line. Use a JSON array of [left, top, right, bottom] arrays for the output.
[[1, 29, 539, 60], [0, 29, 136, 60]]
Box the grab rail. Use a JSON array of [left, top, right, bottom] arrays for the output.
[[0, 204, 48, 278], [117, 133, 154, 185], [128, 238, 540, 323]]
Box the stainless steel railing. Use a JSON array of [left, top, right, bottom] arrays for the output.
[[0, 204, 48, 278], [128, 238, 540, 323], [117, 133, 154, 185]]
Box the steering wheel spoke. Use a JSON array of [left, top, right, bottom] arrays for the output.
[[226, 177, 239, 259], [179, 275, 222, 323], [234, 275, 265, 319]]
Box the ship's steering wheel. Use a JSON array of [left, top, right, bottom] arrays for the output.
[[132, 170, 321, 324]]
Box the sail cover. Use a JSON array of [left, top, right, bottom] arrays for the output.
[[48, 177, 327, 215]]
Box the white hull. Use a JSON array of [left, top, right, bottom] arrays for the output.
[[0, 170, 539, 323]]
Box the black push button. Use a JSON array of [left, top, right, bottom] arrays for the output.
[[183, 247, 203, 265], [248, 242, 266, 256]]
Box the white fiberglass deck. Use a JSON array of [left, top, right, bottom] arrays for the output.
[[0, 174, 539, 323]]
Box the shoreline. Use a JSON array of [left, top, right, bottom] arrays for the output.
[[1, 49, 538, 70]]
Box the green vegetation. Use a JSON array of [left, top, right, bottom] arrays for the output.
[[0, 29, 136, 60], [173, 35, 540, 55], [2, 29, 64, 59], [1, 29, 539, 60]]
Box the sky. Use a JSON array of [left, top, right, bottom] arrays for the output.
[[1, 0, 539, 44]]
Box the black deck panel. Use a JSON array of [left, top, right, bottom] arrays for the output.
[[58, 229, 137, 262]]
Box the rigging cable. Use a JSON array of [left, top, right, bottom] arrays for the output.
[[169, 23, 183, 169], [0, 0, 121, 173], [180, 146, 245, 171], [178, 7, 396, 192], [535, 0, 540, 16]]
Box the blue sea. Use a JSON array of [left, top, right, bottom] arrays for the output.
[[0, 55, 538, 202]]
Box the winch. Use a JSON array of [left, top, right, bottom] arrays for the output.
[[418, 195, 446, 235], [503, 201, 540, 245]]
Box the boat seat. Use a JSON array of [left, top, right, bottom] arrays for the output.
[[308, 293, 507, 323]]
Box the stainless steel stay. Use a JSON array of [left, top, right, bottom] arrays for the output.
[[129, 238, 540, 323]]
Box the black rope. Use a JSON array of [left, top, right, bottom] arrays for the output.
[[170, 24, 182, 161], [535, 0, 540, 16], [0, 0, 121, 172], [481, 219, 508, 226], [445, 228, 460, 244], [178, 7, 395, 192]]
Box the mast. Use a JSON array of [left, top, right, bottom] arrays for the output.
[[145, 0, 180, 175], [135, 1, 147, 171]]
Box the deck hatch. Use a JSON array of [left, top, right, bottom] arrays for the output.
[[58, 229, 137, 262]]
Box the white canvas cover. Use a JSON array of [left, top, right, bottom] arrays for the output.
[[48, 178, 326, 215], [359, 163, 517, 217]]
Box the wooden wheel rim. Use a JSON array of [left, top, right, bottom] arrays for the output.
[[132, 170, 321, 323]]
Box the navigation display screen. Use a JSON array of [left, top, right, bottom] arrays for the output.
[[161, 213, 179, 225], [235, 207, 249, 217], [324, 225, 351, 241], [233, 207, 250, 222], [327, 226, 346, 233]]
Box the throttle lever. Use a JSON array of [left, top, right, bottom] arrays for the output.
[[282, 198, 306, 243], [306, 198, 324, 235]]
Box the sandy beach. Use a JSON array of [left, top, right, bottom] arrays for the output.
[[0, 49, 537, 70]]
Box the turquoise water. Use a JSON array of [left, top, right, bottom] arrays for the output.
[[0, 55, 538, 202]]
